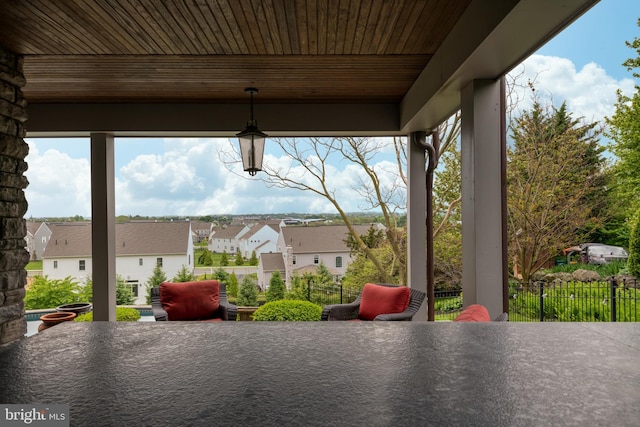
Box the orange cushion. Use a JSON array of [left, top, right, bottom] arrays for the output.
[[160, 280, 220, 321], [358, 283, 411, 321], [454, 304, 490, 322]]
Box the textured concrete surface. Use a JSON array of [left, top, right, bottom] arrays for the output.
[[1, 322, 639, 426]]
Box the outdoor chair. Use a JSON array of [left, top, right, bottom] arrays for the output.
[[151, 280, 237, 321], [453, 304, 509, 322], [321, 283, 426, 321]]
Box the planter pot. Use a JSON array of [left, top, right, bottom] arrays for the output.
[[38, 311, 77, 332], [237, 306, 259, 321], [56, 302, 93, 317]]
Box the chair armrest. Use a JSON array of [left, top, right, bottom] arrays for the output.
[[151, 304, 168, 321], [493, 312, 509, 322], [373, 310, 415, 321], [150, 287, 168, 321], [218, 300, 238, 321], [321, 302, 360, 320]]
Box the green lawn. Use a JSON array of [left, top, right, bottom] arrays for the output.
[[26, 260, 42, 270]]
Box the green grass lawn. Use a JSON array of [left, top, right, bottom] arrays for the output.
[[26, 260, 42, 270]]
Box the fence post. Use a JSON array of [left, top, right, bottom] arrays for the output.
[[340, 283, 343, 304], [307, 278, 311, 302], [610, 277, 617, 322], [539, 281, 544, 322]]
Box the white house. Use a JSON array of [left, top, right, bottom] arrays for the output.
[[274, 224, 380, 287], [238, 221, 280, 259], [42, 221, 194, 304], [208, 224, 250, 254]]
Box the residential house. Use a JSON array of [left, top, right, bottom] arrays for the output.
[[208, 224, 250, 255], [24, 221, 53, 261], [190, 221, 213, 243], [275, 224, 380, 287], [238, 221, 280, 259], [257, 253, 286, 290], [42, 221, 194, 304]]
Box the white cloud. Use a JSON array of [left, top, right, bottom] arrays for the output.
[[25, 144, 92, 218], [509, 55, 636, 124]]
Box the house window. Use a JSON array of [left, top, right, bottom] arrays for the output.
[[53, 260, 58, 269], [292, 256, 297, 265], [335, 256, 343, 268], [139, 258, 143, 266], [313, 255, 319, 264], [127, 280, 139, 297], [157, 257, 163, 267], [79, 260, 85, 271]]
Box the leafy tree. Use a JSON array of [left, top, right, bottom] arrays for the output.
[[266, 271, 286, 302], [145, 265, 167, 304], [507, 98, 606, 283], [234, 248, 244, 266], [607, 19, 640, 220], [628, 210, 640, 278], [24, 276, 82, 309], [249, 250, 259, 266], [237, 275, 259, 306], [172, 265, 195, 282], [220, 250, 229, 266], [227, 271, 239, 297]]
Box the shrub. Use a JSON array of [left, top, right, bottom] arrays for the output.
[[25, 275, 82, 310], [74, 307, 141, 322], [252, 300, 322, 321]]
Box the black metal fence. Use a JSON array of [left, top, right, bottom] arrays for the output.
[[509, 278, 640, 322], [308, 278, 640, 322]]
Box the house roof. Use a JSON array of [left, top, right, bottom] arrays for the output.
[[210, 225, 247, 240], [43, 221, 191, 258], [0, 0, 597, 137], [281, 225, 372, 254], [260, 253, 285, 272]]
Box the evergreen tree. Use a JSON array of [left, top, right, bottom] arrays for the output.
[[172, 265, 195, 282], [198, 249, 214, 266], [227, 272, 239, 298], [249, 250, 259, 266], [220, 250, 229, 266], [266, 271, 286, 302], [234, 248, 244, 265], [145, 265, 167, 304], [508, 99, 606, 283], [286, 274, 308, 301], [237, 275, 259, 306]]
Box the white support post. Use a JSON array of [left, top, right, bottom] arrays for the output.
[[90, 133, 116, 321], [407, 132, 428, 321], [460, 79, 507, 318]]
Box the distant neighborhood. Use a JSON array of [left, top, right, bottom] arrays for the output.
[[25, 218, 383, 305]]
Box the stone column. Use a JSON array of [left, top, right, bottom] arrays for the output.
[[0, 47, 29, 345]]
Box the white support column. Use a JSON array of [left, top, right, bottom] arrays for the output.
[[90, 133, 116, 321], [460, 79, 507, 318], [407, 132, 428, 321]]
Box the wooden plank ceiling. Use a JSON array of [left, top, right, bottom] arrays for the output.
[[0, 0, 471, 104]]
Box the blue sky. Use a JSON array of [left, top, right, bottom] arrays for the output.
[[25, 0, 639, 218]]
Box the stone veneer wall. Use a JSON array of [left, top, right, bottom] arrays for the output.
[[0, 46, 29, 345]]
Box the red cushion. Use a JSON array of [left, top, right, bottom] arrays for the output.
[[160, 280, 220, 321], [454, 304, 490, 322], [358, 283, 411, 321]]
